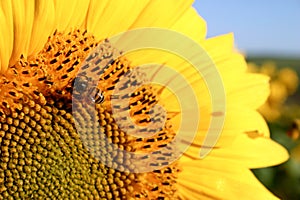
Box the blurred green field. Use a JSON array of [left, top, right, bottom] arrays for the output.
[[247, 56, 300, 200], [247, 57, 300, 70]]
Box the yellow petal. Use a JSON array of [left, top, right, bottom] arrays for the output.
[[28, 0, 55, 55], [178, 158, 280, 200], [209, 133, 289, 168], [86, 0, 149, 40], [171, 8, 207, 42], [129, 0, 193, 28], [53, 0, 90, 32], [83, 0, 108, 31], [222, 106, 270, 137], [227, 73, 270, 109], [202, 33, 235, 62], [9, 0, 35, 67], [216, 53, 248, 87], [0, 0, 13, 71], [201, 34, 248, 76], [181, 106, 270, 154]]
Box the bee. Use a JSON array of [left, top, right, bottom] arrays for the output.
[[287, 119, 300, 140], [72, 75, 89, 100], [88, 87, 105, 104], [73, 75, 105, 104], [73, 75, 89, 92]]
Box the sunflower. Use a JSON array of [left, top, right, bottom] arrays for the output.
[[0, 1, 288, 199]]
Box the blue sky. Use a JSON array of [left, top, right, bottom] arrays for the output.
[[193, 0, 300, 57]]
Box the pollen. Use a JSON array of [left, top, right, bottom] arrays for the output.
[[0, 29, 180, 199]]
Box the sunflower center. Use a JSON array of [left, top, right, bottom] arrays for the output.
[[0, 29, 180, 199]]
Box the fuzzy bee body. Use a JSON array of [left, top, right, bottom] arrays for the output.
[[73, 75, 105, 104], [74, 76, 89, 92]]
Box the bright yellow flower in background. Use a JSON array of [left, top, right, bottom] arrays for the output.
[[0, 1, 289, 199]]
